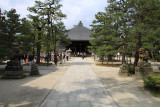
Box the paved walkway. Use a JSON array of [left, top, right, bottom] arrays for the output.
[[87, 58, 160, 107], [41, 58, 117, 107], [0, 61, 70, 107]]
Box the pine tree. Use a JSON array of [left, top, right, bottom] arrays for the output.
[[129, 0, 160, 65], [140, 0, 160, 60], [90, 0, 160, 65], [28, 0, 67, 64], [0, 9, 9, 61], [90, 11, 118, 63], [17, 18, 34, 55], [0, 9, 22, 61]]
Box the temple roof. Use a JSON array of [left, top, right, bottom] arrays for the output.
[[67, 21, 93, 41]]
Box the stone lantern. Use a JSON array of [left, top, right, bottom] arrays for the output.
[[3, 42, 24, 79]]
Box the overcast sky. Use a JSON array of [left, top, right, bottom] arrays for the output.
[[0, 0, 108, 29]]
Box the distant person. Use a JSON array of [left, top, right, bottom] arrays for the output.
[[24, 55, 27, 64], [74, 52, 76, 57], [66, 53, 69, 61], [77, 52, 79, 57], [59, 53, 62, 64], [84, 52, 86, 58], [82, 52, 84, 59], [54, 53, 58, 66], [62, 52, 65, 62], [51, 53, 54, 61], [29, 52, 34, 67], [80, 52, 82, 57]]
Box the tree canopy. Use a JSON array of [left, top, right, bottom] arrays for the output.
[[0, 0, 70, 63], [89, 0, 160, 65]]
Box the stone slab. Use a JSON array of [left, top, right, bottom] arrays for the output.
[[40, 58, 117, 107]]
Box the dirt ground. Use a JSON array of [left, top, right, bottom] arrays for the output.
[[86, 57, 160, 107], [0, 61, 71, 107]]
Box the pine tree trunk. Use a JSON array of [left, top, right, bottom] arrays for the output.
[[151, 51, 155, 61], [102, 56, 104, 64], [134, 10, 143, 66], [122, 53, 125, 64], [112, 56, 113, 66], [134, 32, 141, 66], [47, 14, 50, 66], [36, 28, 41, 64], [36, 42, 41, 64]]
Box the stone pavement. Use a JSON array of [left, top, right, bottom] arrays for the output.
[[41, 58, 117, 107], [87, 58, 160, 107], [0, 61, 70, 107]]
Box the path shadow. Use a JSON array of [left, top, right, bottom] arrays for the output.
[[0, 86, 50, 107], [41, 78, 160, 107], [71, 62, 93, 66], [41, 79, 116, 107], [0, 61, 71, 107], [98, 77, 160, 107]]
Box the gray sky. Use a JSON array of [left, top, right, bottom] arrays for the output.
[[0, 0, 108, 29]]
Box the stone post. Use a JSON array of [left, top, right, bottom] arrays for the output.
[[30, 62, 40, 76]]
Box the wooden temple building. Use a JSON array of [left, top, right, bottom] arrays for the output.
[[67, 21, 93, 55]]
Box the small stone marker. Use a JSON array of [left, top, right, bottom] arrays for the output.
[[30, 63, 40, 76]]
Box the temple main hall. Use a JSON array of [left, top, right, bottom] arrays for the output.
[[67, 21, 93, 55]]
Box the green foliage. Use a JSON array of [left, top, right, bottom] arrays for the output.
[[144, 74, 160, 90], [89, 11, 118, 61], [126, 64, 135, 74], [27, 0, 68, 64], [90, 0, 160, 65], [16, 34, 34, 55], [155, 54, 160, 61], [0, 8, 22, 61], [55, 22, 71, 47], [28, 0, 68, 53], [0, 11, 10, 61], [0, 34, 10, 61]]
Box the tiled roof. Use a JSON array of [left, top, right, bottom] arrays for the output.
[[67, 23, 93, 41]]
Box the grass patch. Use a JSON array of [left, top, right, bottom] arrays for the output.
[[96, 63, 121, 67]]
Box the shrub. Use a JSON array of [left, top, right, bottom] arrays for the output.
[[155, 54, 160, 61], [127, 64, 135, 74], [144, 74, 160, 90]]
